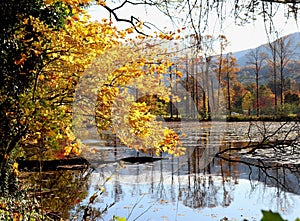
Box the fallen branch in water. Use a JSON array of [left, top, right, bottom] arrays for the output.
[[16, 157, 89, 172]]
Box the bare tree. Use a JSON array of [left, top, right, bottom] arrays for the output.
[[265, 31, 279, 115], [246, 48, 267, 117], [276, 35, 295, 107], [265, 33, 296, 115]]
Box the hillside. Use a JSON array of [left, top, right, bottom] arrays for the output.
[[234, 32, 300, 66], [232, 32, 300, 85]]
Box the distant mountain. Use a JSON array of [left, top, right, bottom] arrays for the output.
[[233, 32, 300, 67], [232, 49, 252, 66], [232, 32, 300, 85]]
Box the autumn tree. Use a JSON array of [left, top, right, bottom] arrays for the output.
[[213, 53, 240, 118], [258, 85, 275, 115], [0, 0, 74, 193], [242, 91, 253, 116], [176, 54, 212, 120], [284, 90, 300, 115], [87, 44, 185, 156], [285, 91, 300, 104], [216, 35, 230, 113], [196, 57, 212, 119], [0, 0, 186, 199], [197, 35, 225, 118], [232, 81, 247, 114], [181, 71, 202, 118]]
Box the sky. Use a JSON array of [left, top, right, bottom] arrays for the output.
[[88, 2, 300, 53]]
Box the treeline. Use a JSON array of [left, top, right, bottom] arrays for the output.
[[155, 34, 300, 120]]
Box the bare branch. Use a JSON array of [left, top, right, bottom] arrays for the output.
[[102, 4, 147, 35], [260, 0, 300, 4], [112, 0, 157, 11], [98, 0, 160, 35]]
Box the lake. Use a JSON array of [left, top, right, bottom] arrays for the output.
[[28, 121, 300, 220]]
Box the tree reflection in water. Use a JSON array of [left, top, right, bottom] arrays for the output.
[[19, 167, 93, 220], [69, 121, 300, 220]]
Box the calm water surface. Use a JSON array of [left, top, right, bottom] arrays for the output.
[[70, 121, 300, 220]]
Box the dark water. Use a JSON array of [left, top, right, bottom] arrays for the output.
[[66, 121, 300, 221]]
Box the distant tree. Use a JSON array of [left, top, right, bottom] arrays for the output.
[[265, 32, 279, 115], [242, 91, 253, 116], [258, 85, 275, 115], [215, 35, 230, 113], [182, 74, 204, 118], [214, 53, 240, 118], [195, 35, 224, 118], [285, 77, 299, 92], [265, 34, 296, 116], [246, 48, 267, 117], [275, 35, 295, 106], [285, 91, 300, 104], [232, 81, 247, 113]]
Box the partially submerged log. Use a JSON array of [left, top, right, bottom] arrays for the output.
[[120, 156, 167, 164], [16, 155, 168, 172], [17, 157, 89, 172]]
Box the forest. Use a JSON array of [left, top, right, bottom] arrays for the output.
[[167, 32, 300, 120]]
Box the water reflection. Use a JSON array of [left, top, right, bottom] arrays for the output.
[[19, 168, 92, 219], [69, 121, 300, 220], [70, 161, 300, 220]]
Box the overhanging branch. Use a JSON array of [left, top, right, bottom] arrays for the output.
[[99, 0, 159, 35], [260, 0, 300, 3]]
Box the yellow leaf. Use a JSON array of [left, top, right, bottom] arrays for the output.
[[97, 0, 106, 6], [126, 28, 134, 34], [99, 186, 105, 193], [38, 74, 45, 81], [89, 193, 98, 204]]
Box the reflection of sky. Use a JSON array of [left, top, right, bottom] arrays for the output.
[[71, 121, 300, 220], [71, 172, 300, 221]]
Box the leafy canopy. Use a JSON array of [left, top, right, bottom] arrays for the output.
[[1, 0, 185, 163]]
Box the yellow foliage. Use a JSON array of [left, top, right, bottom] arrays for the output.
[[96, 0, 106, 6], [44, 0, 54, 5], [12, 162, 19, 176], [14, 0, 185, 159], [128, 102, 155, 138]]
